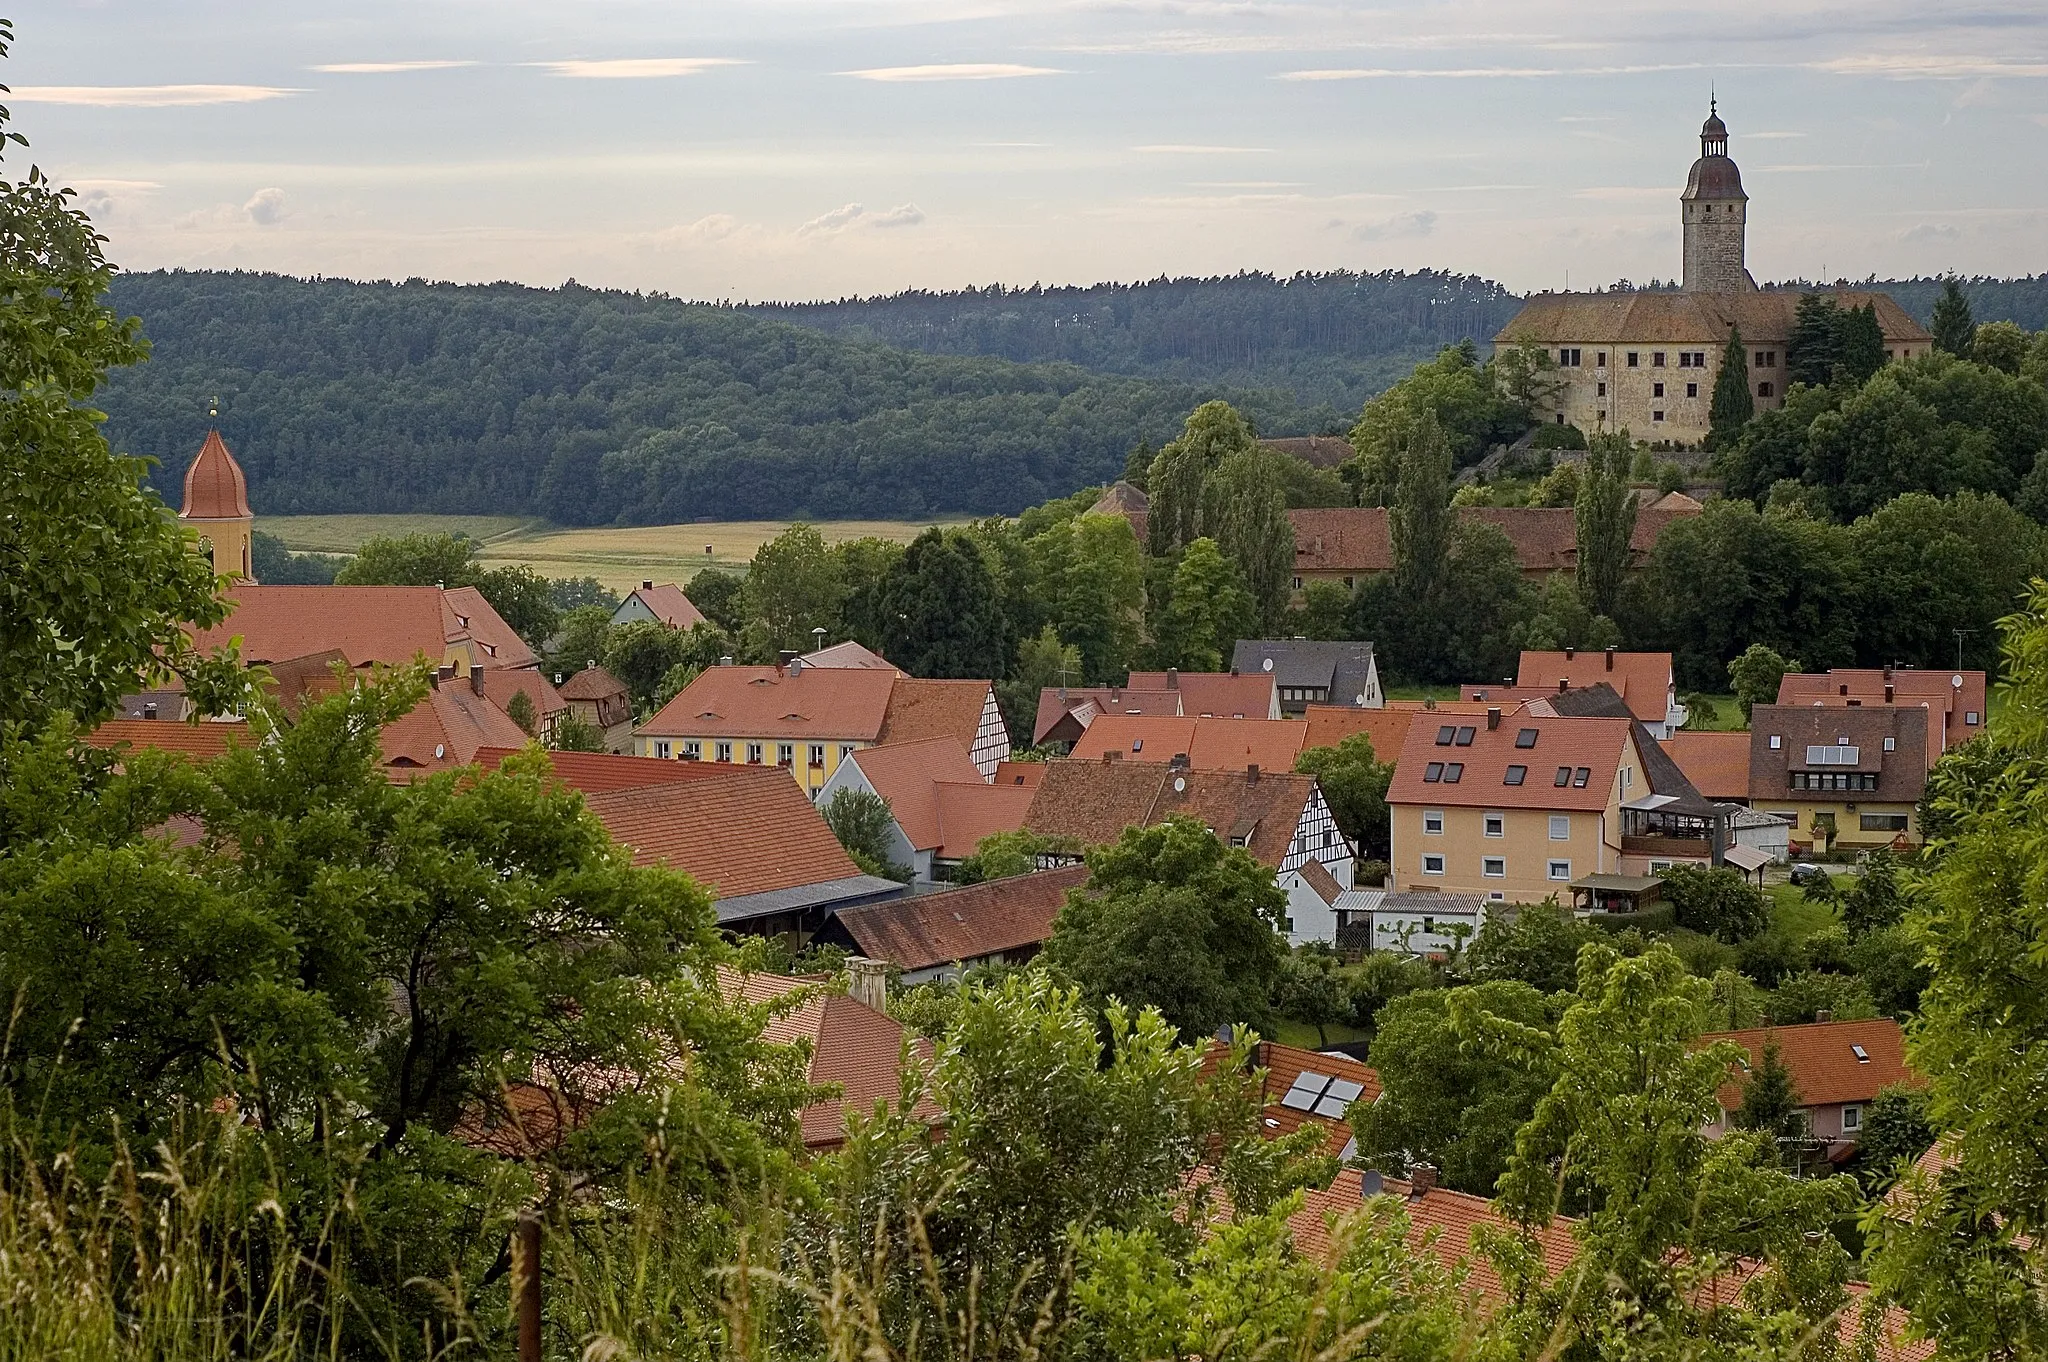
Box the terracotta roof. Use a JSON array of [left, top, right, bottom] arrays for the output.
[[845, 738, 987, 851], [1022, 759, 1170, 848], [1649, 490, 1704, 512], [800, 639, 900, 671], [557, 664, 628, 702], [723, 969, 936, 1149], [1289, 507, 1697, 577], [472, 746, 724, 793], [1288, 1173, 1579, 1301], [479, 668, 567, 724], [832, 865, 1090, 971], [380, 684, 532, 772], [1296, 858, 1346, 906], [878, 678, 998, 751], [1070, 715, 1309, 774], [1528, 683, 1709, 809], [86, 719, 254, 760], [994, 760, 1047, 790], [1032, 686, 1182, 745], [624, 582, 706, 630], [1302, 705, 1414, 762], [640, 665, 898, 740], [1777, 669, 1987, 760], [1087, 481, 1149, 542], [1209, 1039, 1381, 1158], [1515, 650, 1673, 724], [933, 781, 1036, 858], [1259, 435, 1355, 469], [1495, 289, 1931, 347], [1702, 1018, 1919, 1111], [1388, 712, 1634, 812], [1155, 769, 1319, 869], [261, 649, 351, 719], [1747, 705, 1930, 805], [583, 768, 863, 900], [1664, 731, 1752, 801], [185, 585, 533, 671], [1128, 670, 1278, 718], [178, 430, 251, 521]]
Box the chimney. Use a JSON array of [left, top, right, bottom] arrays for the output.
[[1559, 678, 1571, 692], [789, 657, 804, 675], [470, 663, 485, 696], [1815, 1009, 1833, 1023], [719, 655, 734, 667], [587, 659, 597, 672], [1883, 663, 1894, 681], [777, 650, 798, 673], [641, 579, 654, 591], [435, 663, 455, 688], [845, 957, 888, 1012], [1487, 706, 1501, 731], [1408, 1163, 1437, 1197], [1230, 666, 1240, 677], [1102, 751, 1115, 765], [1604, 646, 1615, 671], [1246, 763, 1260, 783], [142, 701, 158, 720], [1564, 645, 1575, 660], [1167, 667, 1179, 690]]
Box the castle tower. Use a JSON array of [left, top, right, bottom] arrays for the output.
[[180, 429, 256, 581], [1679, 101, 1753, 293]]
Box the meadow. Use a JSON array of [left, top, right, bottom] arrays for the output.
[[262, 514, 970, 591]]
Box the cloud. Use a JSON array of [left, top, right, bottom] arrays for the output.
[[1353, 210, 1437, 241], [1901, 222, 1962, 244], [1279, 63, 1703, 80], [867, 203, 926, 228], [1574, 186, 1675, 200], [1814, 54, 2048, 78], [973, 141, 1052, 147], [7, 84, 297, 106], [311, 60, 475, 74], [841, 63, 1065, 81], [798, 202, 868, 235], [1131, 143, 1274, 154], [1745, 131, 1808, 139], [244, 188, 288, 226], [533, 58, 748, 78]]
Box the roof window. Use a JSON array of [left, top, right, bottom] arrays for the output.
[[1504, 764, 1527, 786], [1454, 726, 1477, 746], [1515, 728, 1538, 749], [1424, 762, 1444, 783], [1436, 725, 1456, 745], [1851, 1044, 1870, 1063], [1443, 762, 1465, 783], [1572, 767, 1591, 787], [1554, 766, 1572, 787]]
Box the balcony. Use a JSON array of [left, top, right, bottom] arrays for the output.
[[1621, 833, 1710, 859]]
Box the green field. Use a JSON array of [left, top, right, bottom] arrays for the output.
[[263, 515, 971, 592]]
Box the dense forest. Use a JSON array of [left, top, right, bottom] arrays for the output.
[[100, 271, 1315, 524]]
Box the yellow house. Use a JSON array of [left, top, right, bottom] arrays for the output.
[[635, 660, 1010, 798], [1746, 705, 1928, 855]]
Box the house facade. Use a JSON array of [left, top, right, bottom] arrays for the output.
[[610, 580, 707, 631], [1231, 640, 1384, 713], [1776, 667, 1986, 761], [1701, 1019, 1918, 1160], [813, 737, 1036, 884], [1746, 705, 1929, 855]]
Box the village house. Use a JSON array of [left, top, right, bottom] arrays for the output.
[[1701, 1018, 1917, 1161], [1302, 704, 1418, 762], [184, 582, 537, 674], [1465, 648, 1689, 739], [813, 865, 1091, 984], [1776, 666, 1986, 761], [1068, 714, 1311, 774], [637, 658, 1010, 795], [1033, 667, 1278, 748], [1664, 730, 1753, 803], [609, 580, 707, 631], [1492, 107, 1931, 447], [1747, 704, 1930, 855], [1231, 640, 1384, 713], [812, 737, 1038, 884], [555, 664, 636, 752]]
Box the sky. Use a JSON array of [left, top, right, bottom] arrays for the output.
[[4, 0, 2046, 302]]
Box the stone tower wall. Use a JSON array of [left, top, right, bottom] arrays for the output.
[[1682, 198, 1747, 293]]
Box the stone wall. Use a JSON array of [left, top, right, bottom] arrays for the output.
[[1682, 199, 1748, 294]]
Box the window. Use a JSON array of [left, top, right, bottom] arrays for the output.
[[1597, 410, 1607, 422], [1515, 727, 1538, 748], [1454, 726, 1476, 745], [654, 740, 672, 759], [1443, 762, 1465, 783], [1652, 351, 1666, 367], [1692, 351, 1707, 366], [1652, 410, 1665, 423], [1489, 891, 1506, 902], [1882, 736, 1895, 752], [1548, 860, 1572, 880], [840, 743, 857, 760], [1557, 347, 1581, 366], [1678, 351, 1692, 368], [1852, 1044, 1870, 1062], [1504, 764, 1527, 786], [1653, 382, 1665, 398], [1686, 382, 1698, 398], [1435, 725, 1456, 746], [1554, 766, 1572, 786], [683, 740, 702, 760], [1966, 710, 1981, 725], [1423, 810, 1444, 834], [1842, 1105, 1862, 1133], [1769, 734, 1783, 750], [1572, 767, 1592, 787], [1758, 381, 1774, 398], [1549, 814, 1571, 840], [810, 743, 826, 767], [716, 741, 733, 762], [1860, 813, 1910, 832], [1131, 738, 1144, 753], [1754, 350, 1767, 367], [1596, 381, 1607, 397], [1484, 812, 1505, 837], [1422, 854, 1445, 875], [1483, 857, 1506, 878], [777, 742, 794, 767], [1597, 351, 1607, 366], [1626, 351, 1640, 367], [746, 742, 764, 764], [1291, 575, 1302, 590], [1424, 761, 1445, 783]]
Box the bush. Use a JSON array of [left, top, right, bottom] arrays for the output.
[[1660, 864, 1771, 942], [1344, 953, 1437, 1029], [1531, 422, 1588, 451]]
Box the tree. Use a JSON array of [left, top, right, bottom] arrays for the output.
[[251, 530, 343, 584], [1148, 400, 1256, 555], [471, 562, 560, 647], [1930, 275, 1976, 359], [1573, 432, 1638, 619], [1153, 538, 1255, 672], [879, 528, 1007, 679], [549, 604, 614, 677], [1273, 949, 1349, 1047], [602, 618, 692, 711], [1707, 325, 1754, 450], [1292, 732, 1392, 857], [504, 687, 537, 735], [1467, 900, 1592, 996], [0, 72, 228, 730], [548, 711, 607, 751], [1351, 981, 1558, 1195], [740, 523, 845, 652], [1199, 449, 1295, 629], [1388, 410, 1454, 603], [1727, 642, 1797, 719], [951, 828, 1078, 884], [996, 623, 1081, 746], [685, 567, 744, 631], [1849, 494, 2048, 672], [1732, 1036, 1808, 1152], [819, 787, 909, 881], [1032, 512, 1144, 684], [333, 530, 478, 589], [832, 535, 907, 652], [1852, 1084, 1934, 1193], [1786, 292, 1841, 388], [1972, 320, 2029, 375], [1834, 301, 1887, 385], [1659, 864, 1770, 942], [1043, 816, 1288, 1039]]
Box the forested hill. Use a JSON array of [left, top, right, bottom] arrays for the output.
[[99, 270, 1317, 524], [744, 270, 1521, 414]]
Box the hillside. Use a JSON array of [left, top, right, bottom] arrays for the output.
[[99, 271, 1315, 524]]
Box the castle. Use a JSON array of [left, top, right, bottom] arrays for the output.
[[1495, 104, 1931, 447]]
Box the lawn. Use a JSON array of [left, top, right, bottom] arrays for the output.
[[1767, 882, 1842, 942], [1264, 1017, 1372, 1051], [262, 515, 971, 592], [1682, 693, 1746, 731]]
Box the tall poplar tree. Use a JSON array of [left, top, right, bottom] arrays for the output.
[[1146, 400, 1257, 556], [1707, 326, 1754, 450], [1388, 410, 1453, 604], [1574, 432, 1638, 619], [1198, 449, 1294, 631], [1930, 276, 1976, 359]]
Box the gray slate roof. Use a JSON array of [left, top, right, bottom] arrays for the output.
[[1231, 640, 1376, 706]]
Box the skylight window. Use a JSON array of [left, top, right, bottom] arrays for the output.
[[1443, 763, 1465, 783], [1515, 728, 1539, 749], [1424, 762, 1444, 783], [1504, 764, 1527, 786], [1436, 726, 1456, 746], [1280, 1071, 1366, 1119], [1454, 726, 1477, 746], [1851, 1044, 1870, 1063], [1572, 767, 1592, 787], [1554, 766, 1571, 787]]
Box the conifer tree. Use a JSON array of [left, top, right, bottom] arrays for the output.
[[1833, 302, 1887, 384], [1734, 1036, 1808, 1150], [1786, 293, 1841, 388], [1708, 326, 1754, 450], [1574, 432, 1638, 619], [1388, 410, 1454, 604], [1931, 275, 1976, 359]]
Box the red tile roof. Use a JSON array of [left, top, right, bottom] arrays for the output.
[[642, 665, 899, 740], [1126, 670, 1278, 719], [933, 781, 1036, 858], [833, 865, 1090, 971], [878, 678, 998, 752], [800, 640, 900, 671], [557, 664, 628, 702], [846, 738, 987, 851], [583, 768, 863, 899], [994, 760, 1048, 790], [1663, 731, 1752, 801], [442, 585, 538, 669], [1701, 1018, 1918, 1110], [380, 684, 532, 772], [1023, 761, 1320, 870], [1515, 650, 1673, 724], [1301, 705, 1414, 763], [1032, 686, 1183, 745], [185, 585, 533, 671], [723, 969, 936, 1149], [1388, 713, 1633, 812], [1070, 715, 1309, 774], [479, 668, 567, 725], [472, 746, 728, 793], [86, 719, 254, 760], [1209, 1039, 1381, 1158], [1777, 668, 1988, 760], [179, 430, 251, 521], [624, 582, 706, 630], [1288, 1173, 1580, 1301]]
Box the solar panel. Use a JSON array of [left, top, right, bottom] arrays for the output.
[[1313, 1077, 1366, 1118], [1280, 1071, 1333, 1111]]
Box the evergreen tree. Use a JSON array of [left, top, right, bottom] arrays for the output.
[[1573, 432, 1638, 619], [1147, 400, 1256, 555], [1786, 293, 1841, 388], [1707, 326, 1754, 450], [1197, 448, 1295, 630], [1931, 275, 1976, 359], [1388, 410, 1454, 604], [1153, 538, 1255, 672], [1734, 1038, 1809, 1156], [879, 528, 1007, 679], [1833, 301, 1887, 384]]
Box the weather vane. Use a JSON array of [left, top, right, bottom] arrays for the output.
[[208, 394, 219, 421]]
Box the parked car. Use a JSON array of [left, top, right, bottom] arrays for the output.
[[1788, 863, 1824, 886]]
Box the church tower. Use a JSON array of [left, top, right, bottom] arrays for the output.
[[1679, 101, 1753, 293], [180, 429, 256, 581]]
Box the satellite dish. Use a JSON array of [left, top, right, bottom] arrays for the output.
[[1261, 657, 1274, 672], [1951, 674, 1965, 689], [1173, 775, 1187, 793]]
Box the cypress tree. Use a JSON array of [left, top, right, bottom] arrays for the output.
[[1389, 411, 1453, 603], [1574, 432, 1638, 619], [1786, 293, 1840, 389], [1833, 302, 1886, 384], [1708, 326, 1754, 450], [1931, 276, 1976, 359]]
